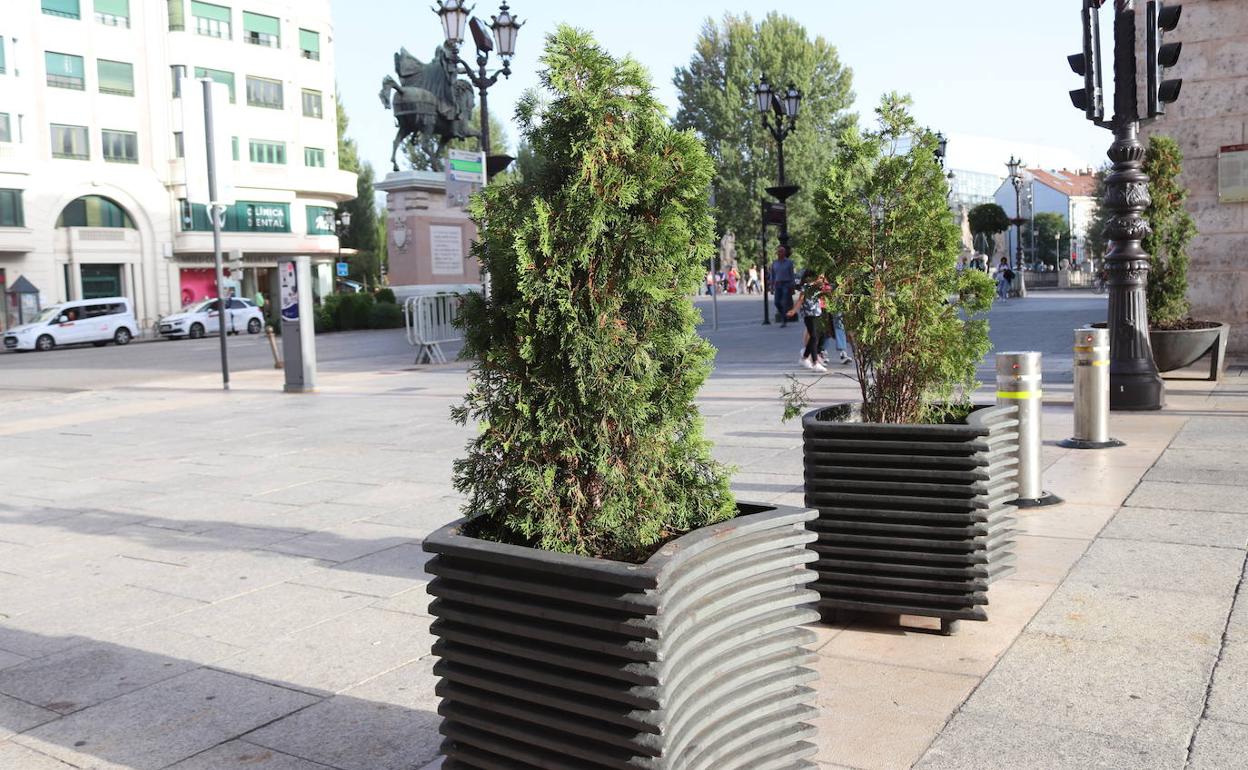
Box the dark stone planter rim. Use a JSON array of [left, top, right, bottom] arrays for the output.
[[424, 503, 817, 591], [802, 401, 1014, 438]]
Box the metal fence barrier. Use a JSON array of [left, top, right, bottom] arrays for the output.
[[997, 351, 1062, 507], [404, 293, 463, 364]]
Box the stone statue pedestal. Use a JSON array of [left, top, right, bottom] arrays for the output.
[[376, 170, 482, 298]]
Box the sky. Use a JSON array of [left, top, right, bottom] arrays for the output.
[[331, 0, 1110, 181]]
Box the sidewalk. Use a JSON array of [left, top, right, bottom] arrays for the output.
[[0, 294, 1242, 769]]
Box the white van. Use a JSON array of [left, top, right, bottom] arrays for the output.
[[2, 297, 138, 352]]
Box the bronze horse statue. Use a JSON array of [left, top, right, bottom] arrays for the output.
[[379, 46, 478, 172]]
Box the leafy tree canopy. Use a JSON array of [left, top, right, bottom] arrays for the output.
[[452, 26, 734, 561], [1028, 212, 1068, 268], [674, 12, 855, 266], [785, 95, 995, 424], [336, 94, 382, 288]]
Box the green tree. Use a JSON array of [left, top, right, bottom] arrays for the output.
[[405, 108, 511, 171], [674, 12, 855, 266], [1143, 135, 1197, 326], [967, 203, 1010, 258], [786, 95, 995, 424], [336, 93, 381, 288], [452, 26, 734, 560], [1028, 212, 1068, 268], [1084, 166, 1110, 264]]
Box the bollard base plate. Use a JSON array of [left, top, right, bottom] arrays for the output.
[[1010, 491, 1064, 508], [1059, 437, 1126, 450]]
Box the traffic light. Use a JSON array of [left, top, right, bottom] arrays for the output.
[[1147, 1, 1183, 117], [1069, 1, 1104, 122]]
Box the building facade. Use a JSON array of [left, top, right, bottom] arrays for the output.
[[994, 168, 1098, 266], [0, 0, 356, 334], [1141, 0, 1248, 353]]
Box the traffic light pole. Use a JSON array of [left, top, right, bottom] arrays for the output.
[[1068, 0, 1182, 410]]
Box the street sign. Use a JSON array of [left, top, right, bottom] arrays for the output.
[[447, 148, 485, 185], [336, 262, 349, 277]]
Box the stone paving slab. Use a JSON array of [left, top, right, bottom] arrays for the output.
[[1188, 719, 1248, 769], [1100, 506, 1248, 548], [1126, 480, 1246, 513], [1064, 537, 1246, 595], [1206, 640, 1248, 724], [164, 740, 335, 769], [12, 668, 319, 770], [290, 543, 430, 599], [0, 693, 58, 741], [0, 742, 79, 769]]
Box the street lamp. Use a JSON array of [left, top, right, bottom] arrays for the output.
[[1006, 155, 1028, 297], [935, 131, 948, 167], [433, 1, 523, 167], [752, 75, 801, 326], [335, 210, 352, 289]]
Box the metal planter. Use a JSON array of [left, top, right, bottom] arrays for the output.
[[801, 403, 1020, 633], [424, 503, 821, 769]]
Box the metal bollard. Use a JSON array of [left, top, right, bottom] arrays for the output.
[[997, 352, 1062, 507], [1061, 328, 1125, 450]]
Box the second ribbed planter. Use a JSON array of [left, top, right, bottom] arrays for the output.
[[802, 403, 1020, 634], [424, 503, 821, 769]]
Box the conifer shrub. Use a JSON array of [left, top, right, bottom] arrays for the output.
[[375, 287, 397, 305], [1142, 135, 1197, 328], [450, 26, 735, 561], [368, 301, 404, 329], [784, 95, 996, 424]]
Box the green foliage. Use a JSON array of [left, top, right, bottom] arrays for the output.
[[1143, 135, 1197, 326], [452, 26, 735, 561], [334, 292, 375, 331], [341, 162, 381, 289], [1084, 166, 1110, 263], [314, 304, 334, 334], [336, 90, 360, 172], [374, 287, 397, 305], [967, 203, 1010, 258], [785, 95, 995, 424], [674, 13, 855, 265], [1028, 212, 1068, 268], [368, 301, 404, 329]]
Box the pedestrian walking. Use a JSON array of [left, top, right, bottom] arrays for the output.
[[747, 265, 760, 295], [789, 269, 827, 372], [771, 246, 797, 327], [705, 270, 715, 296], [727, 266, 739, 294], [994, 257, 1014, 301]]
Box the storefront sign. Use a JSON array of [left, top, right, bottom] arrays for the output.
[[1218, 144, 1248, 204], [430, 225, 463, 276], [245, 202, 288, 232]]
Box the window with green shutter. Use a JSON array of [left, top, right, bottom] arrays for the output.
[[194, 67, 235, 102], [45, 52, 85, 90], [94, 0, 129, 27], [50, 124, 90, 160], [246, 76, 282, 109], [97, 59, 134, 96], [42, 0, 81, 20], [102, 129, 137, 163], [243, 11, 279, 47], [299, 29, 320, 60], [306, 206, 335, 234], [248, 139, 285, 164], [301, 89, 322, 119], [304, 147, 324, 167], [167, 0, 185, 30], [0, 189, 25, 228], [0, 114, 11, 143], [231, 136, 239, 161], [191, 1, 230, 39]]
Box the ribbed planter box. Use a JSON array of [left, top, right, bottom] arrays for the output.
[[424, 503, 821, 769], [801, 403, 1020, 633], [1150, 321, 1229, 379]]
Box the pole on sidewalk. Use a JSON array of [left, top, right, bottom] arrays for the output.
[[1061, 327, 1125, 450], [203, 79, 229, 391], [997, 351, 1062, 508]]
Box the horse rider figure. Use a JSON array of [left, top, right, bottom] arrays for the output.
[[379, 46, 479, 172]]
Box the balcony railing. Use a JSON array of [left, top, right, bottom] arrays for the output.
[[95, 12, 130, 28], [301, 49, 320, 61], [47, 74, 85, 90], [245, 32, 279, 48]]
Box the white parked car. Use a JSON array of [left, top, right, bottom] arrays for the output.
[[3, 297, 137, 352], [159, 298, 266, 339]]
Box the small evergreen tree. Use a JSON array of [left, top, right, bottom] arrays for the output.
[[968, 203, 1010, 258], [1143, 135, 1197, 327], [451, 27, 735, 561], [785, 95, 995, 424]]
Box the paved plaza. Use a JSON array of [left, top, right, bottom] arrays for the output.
[[0, 293, 1245, 769]]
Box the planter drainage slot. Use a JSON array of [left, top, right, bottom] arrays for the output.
[[803, 403, 1020, 635]]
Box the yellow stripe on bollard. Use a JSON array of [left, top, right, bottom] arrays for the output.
[[996, 390, 1043, 399], [1092, 360, 1109, 367]]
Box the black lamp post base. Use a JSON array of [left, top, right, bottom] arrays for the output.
[[1109, 372, 1165, 411]]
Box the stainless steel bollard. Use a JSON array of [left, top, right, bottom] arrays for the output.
[[1061, 328, 1125, 450], [997, 352, 1062, 507]]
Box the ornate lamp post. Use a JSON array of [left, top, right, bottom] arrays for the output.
[[1006, 155, 1029, 297], [1066, 0, 1184, 410], [433, 1, 522, 170], [335, 210, 352, 289], [752, 75, 801, 325]]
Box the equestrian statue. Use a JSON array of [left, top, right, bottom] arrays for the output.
[[379, 46, 478, 172]]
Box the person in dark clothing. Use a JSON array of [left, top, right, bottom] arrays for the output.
[[771, 246, 797, 328]]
